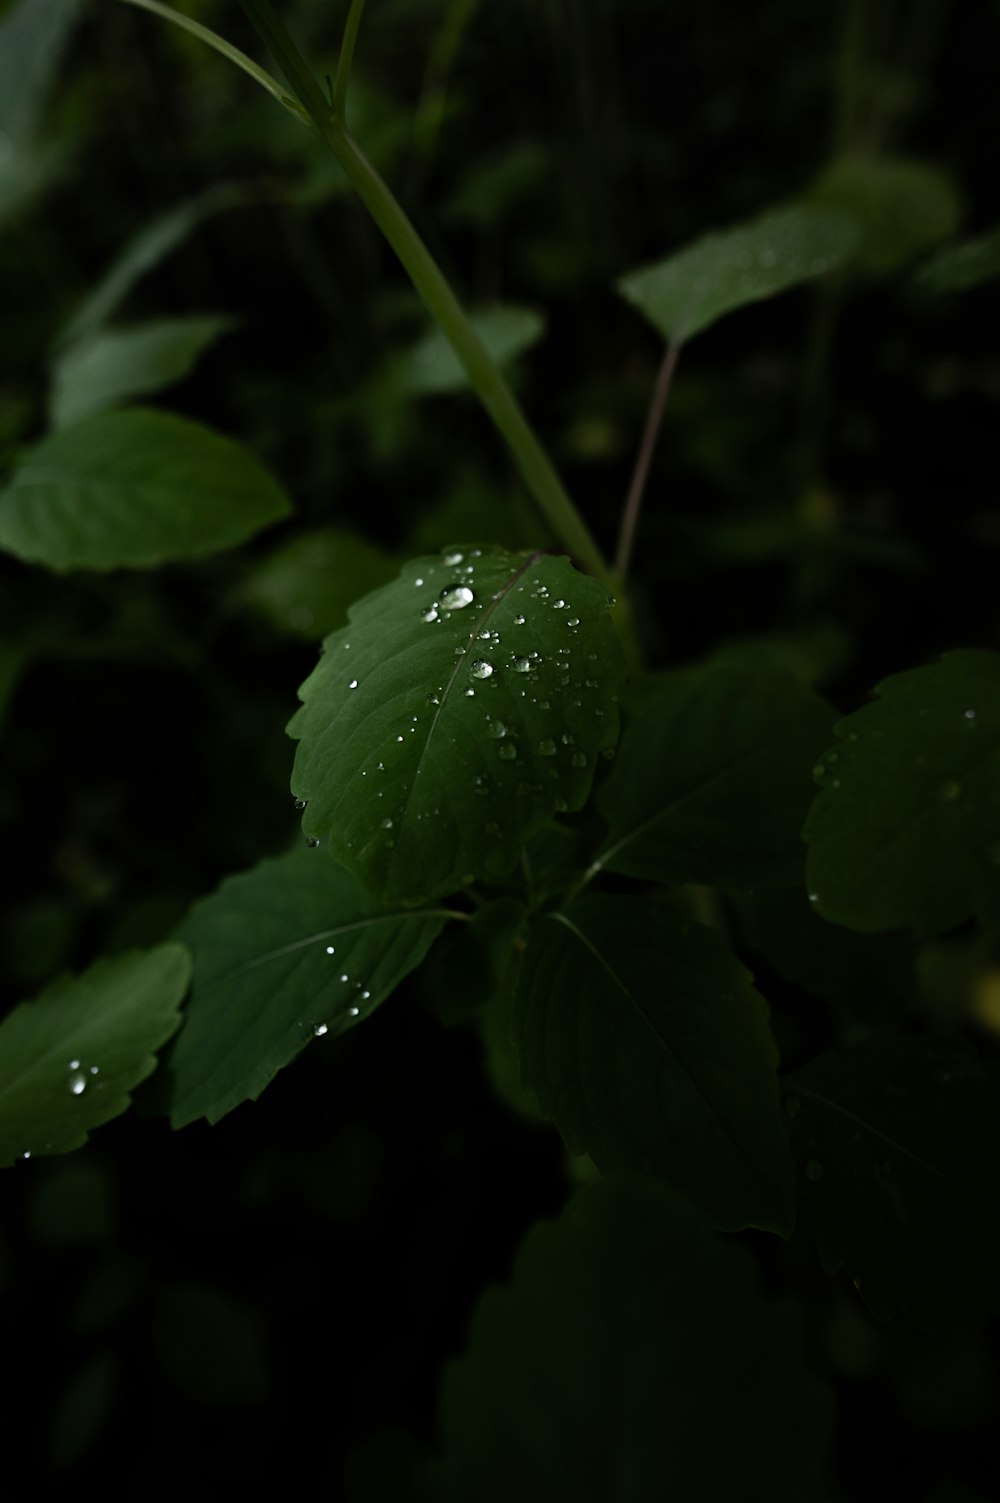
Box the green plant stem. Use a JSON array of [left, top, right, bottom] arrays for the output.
[[238, 1, 609, 583], [333, 0, 368, 122], [615, 339, 680, 582]]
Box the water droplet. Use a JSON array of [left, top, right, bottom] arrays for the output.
[[426, 693, 440, 705], [785, 1096, 801, 1119], [340, 973, 349, 984], [313, 1023, 329, 1037], [566, 617, 580, 627], [348, 679, 358, 690], [513, 614, 526, 625], [940, 780, 962, 802], [440, 585, 474, 610], [538, 738, 557, 757], [964, 708, 977, 721], [422, 606, 440, 623], [552, 599, 566, 609], [307, 836, 321, 848], [381, 817, 394, 829], [21, 1151, 30, 1161], [512, 657, 531, 673], [294, 798, 307, 811], [487, 721, 508, 741], [89, 1066, 99, 1076], [808, 891, 820, 904], [464, 687, 475, 697], [443, 550, 464, 565], [361, 990, 371, 1001], [570, 751, 587, 768], [606, 595, 617, 608], [470, 660, 494, 680], [414, 577, 424, 587], [498, 743, 518, 761], [812, 764, 826, 781], [325, 945, 336, 955], [68, 1068, 87, 1097], [804, 1159, 823, 1182]]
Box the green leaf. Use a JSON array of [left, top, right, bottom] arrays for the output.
[[430, 1176, 833, 1502], [57, 185, 248, 347], [616, 203, 858, 346], [733, 884, 915, 1022], [804, 651, 1000, 935], [787, 1033, 1000, 1327], [0, 0, 84, 146], [0, 943, 190, 1167], [512, 896, 794, 1234], [403, 304, 546, 395], [809, 155, 960, 274], [165, 847, 452, 1127], [288, 547, 626, 905], [0, 407, 292, 572], [913, 224, 1000, 295], [237, 527, 398, 640], [594, 655, 835, 891], [49, 317, 239, 430]]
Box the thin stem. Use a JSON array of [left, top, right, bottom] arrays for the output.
[[615, 339, 680, 581], [239, 1, 609, 582], [114, 0, 307, 122], [333, 0, 369, 123]]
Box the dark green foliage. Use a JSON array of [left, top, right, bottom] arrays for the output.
[[430, 1177, 833, 1502]]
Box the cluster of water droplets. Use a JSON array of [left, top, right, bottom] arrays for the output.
[[67, 1059, 101, 1097]]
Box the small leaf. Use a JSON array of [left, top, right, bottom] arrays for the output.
[[57, 185, 248, 347], [237, 527, 398, 640], [512, 895, 794, 1234], [0, 407, 292, 572], [430, 1176, 833, 1502], [288, 547, 626, 905], [809, 155, 960, 274], [804, 650, 1000, 935], [913, 224, 1000, 295], [404, 305, 546, 395], [616, 203, 858, 345], [49, 317, 239, 430], [595, 654, 835, 891], [0, 943, 190, 1166], [165, 847, 451, 1127], [787, 1033, 1000, 1327]]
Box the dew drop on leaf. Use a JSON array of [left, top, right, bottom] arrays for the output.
[[440, 585, 474, 610], [498, 743, 518, 761], [313, 1023, 329, 1037], [512, 657, 531, 673], [422, 606, 440, 623], [306, 836, 321, 848], [538, 738, 557, 757], [293, 798, 307, 811], [348, 679, 359, 689], [487, 719, 508, 739], [570, 751, 588, 768], [67, 1066, 87, 1096], [470, 660, 494, 680], [325, 945, 336, 955], [443, 551, 464, 565], [348, 1006, 360, 1017]]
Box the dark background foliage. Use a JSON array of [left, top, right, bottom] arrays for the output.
[[2, 0, 999, 1496]]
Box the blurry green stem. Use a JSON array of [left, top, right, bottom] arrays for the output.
[[615, 339, 680, 582], [333, 0, 368, 122]]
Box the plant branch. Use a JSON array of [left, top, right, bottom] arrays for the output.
[[334, 0, 369, 123], [615, 339, 680, 581]]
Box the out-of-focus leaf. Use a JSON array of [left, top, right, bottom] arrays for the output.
[[430, 1176, 833, 1502], [237, 527, 398, 640], [616, 203, 858, 345], [0, 408, 292, 571], [810, 155, 960, 274], [913, 225, 1000, 294], [404, 305, 546, 394], [49, 317, 239, 430]]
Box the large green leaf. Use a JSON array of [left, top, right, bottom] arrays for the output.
[[430, 1176, 833, 1503], [512, 895, 794, 1234], [403, 305, 546, 395], [616, 203, 858, 346], [288, 547, 626, 904], [810, 154, 960, 274], [594, 655, 835, 891], [237, 526, 398, 640], [0, 407, 292, 572], [49, 317, 239, 430], [0, 944, 190, 1167], [165, 847, 452, 1127], [804, 651, 1000, 935], [787, 1033, 1000, 1327]]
